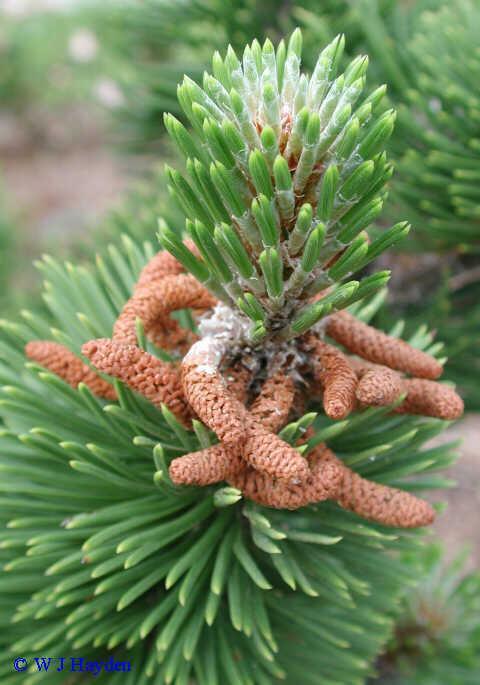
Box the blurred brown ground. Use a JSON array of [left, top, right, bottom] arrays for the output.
[[429, 414, 480, 572], [0, 104, 146, 292]]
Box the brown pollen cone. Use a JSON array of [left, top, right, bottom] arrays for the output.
[[249, 372, 295, 432], [169, 442, 242, 486], [326, 311, 443, 379], [241, 417, 310, 482], [234, 371, 308, 481], [223, 438, 435, 526], [230, 444, 343, 510], [134, 242, 200, 289], [82, 338, 191, 424], [242, 372, 309, 481], [183, 360, 309, 481], [333, 455, 435, 527], [303, 334, 357, 419], [135, 250, 185, 289], [395, 378, 464, 420], [169, 371, 308, 486], [143, 315, 196, 354], [223, 364, 252, 404], [113, 273, 215, 349], [135, 250, 185, 290], [25, 340, 116, 400], [181, 358, 249, 447], [228, 434, 434, 525], [170, 423, 310, 486], [351, 358, 404, 406], [168, 367, 435, 527]]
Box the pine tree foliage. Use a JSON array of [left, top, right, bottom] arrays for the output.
[[158, 30, 403, 340], [361, 0, 480, 407], [376, 546, 480, 685], [309, 0, 443, 96], [377, 270, 480, 411], [431, 278, 480, 411], [88, 27, 480, 413], [109, 0, 392, 148], [108, 0, 480, 250], [109, 0, 304, 143], [389, 0, 480, 251], [0, 182, 18, 317], [0, 236, 458, 685], [108, 0, 439, 150], [327, 0, 480, 408], [98, 0, 480, 397], [269, 0, 480, 252], [92, 166, 184, 246]]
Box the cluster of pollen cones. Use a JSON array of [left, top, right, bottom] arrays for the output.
[[26, 246, 464, 528]]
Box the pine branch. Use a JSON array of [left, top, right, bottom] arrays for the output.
[[0, 26, 467, 685], [0, 232, 459, 684]]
